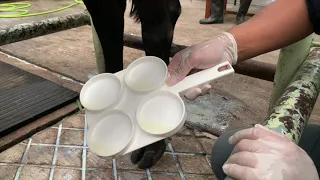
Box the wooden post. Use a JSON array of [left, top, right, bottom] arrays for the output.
[[224, 0, 227, 11], [205, 0, 211, 18]]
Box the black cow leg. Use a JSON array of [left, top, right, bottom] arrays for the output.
[[129, 0, 181, 169], [130, 0, 181, 65], [83, 0, 126, 73]]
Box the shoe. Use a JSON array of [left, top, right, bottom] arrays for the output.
[[236, 0, 252, 25], [199, 0, 224, 24], [199, 17, 223, 24], [236, 15, 245, 25]]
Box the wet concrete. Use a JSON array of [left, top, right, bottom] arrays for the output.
[[184, 88, 257, 135], [184, 72, 272, 135]]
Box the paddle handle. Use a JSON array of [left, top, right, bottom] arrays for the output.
[[167, 61, 234, 93]]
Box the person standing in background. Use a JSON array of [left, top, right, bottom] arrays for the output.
[[199, 0, 252, 25]]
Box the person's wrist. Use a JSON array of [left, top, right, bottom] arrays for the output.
[[221, 32, 238, 65]]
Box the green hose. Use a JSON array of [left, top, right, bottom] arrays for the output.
[[0, 0, 83, 18]]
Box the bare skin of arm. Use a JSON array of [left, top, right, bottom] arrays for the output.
[[228, 0, 314, 62]]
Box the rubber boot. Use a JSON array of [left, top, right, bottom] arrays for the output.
[[199, 0, 224, 24], [236, 0, 252, 25]]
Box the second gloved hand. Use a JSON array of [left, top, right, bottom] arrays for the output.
[[223, 124, 319, 180], [166, 32, 238, 100]]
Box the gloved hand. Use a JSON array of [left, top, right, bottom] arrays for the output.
[[223, 124, 319, 180], [166, 32, 238, 100], [130, 139, 166, 169]]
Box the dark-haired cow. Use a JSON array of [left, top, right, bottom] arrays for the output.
[[83, 0, 181, 168]]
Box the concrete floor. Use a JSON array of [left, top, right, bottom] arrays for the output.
[[0, 0, 320, 179], [0, 112, 218, 180]]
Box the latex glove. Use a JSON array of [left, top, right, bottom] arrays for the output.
[[223, 124, 319, 180], [166, 32, 238, 100], [130, 139, 166, 169]]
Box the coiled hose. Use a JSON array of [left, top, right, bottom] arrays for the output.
[[0, 0, 83, 18]]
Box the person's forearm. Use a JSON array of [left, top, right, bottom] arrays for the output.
[[228, 0, 314, 62]]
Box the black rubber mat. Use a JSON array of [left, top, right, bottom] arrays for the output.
[[0, 61, 79, 137]]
